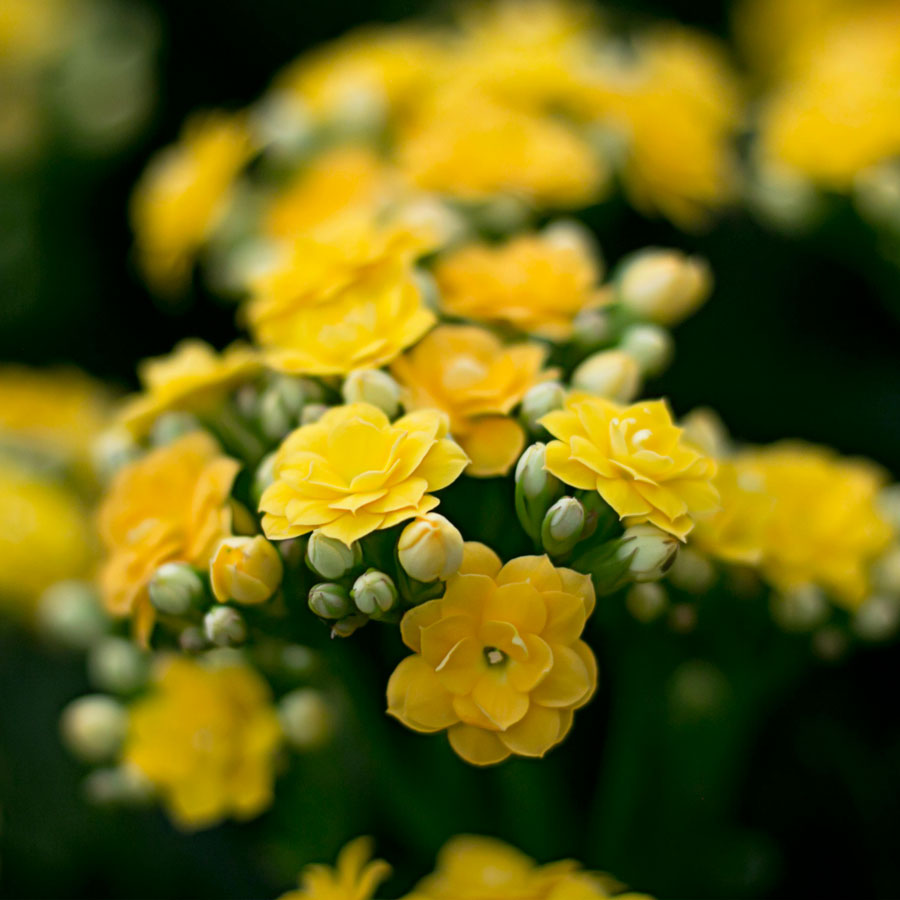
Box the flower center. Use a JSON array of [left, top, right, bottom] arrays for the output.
[[483, 646, 507, 667]]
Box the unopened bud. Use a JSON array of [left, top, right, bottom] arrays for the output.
[[520, 382, 566, 433], [179, 626, 207, 652], [149, 411, 201, 446], [342, 369, 401, 418], [279, 688, 334, 750], [542, 219, 600, 261], [252, 452, 277, 505], [351, 569, 399, 616], [149, 562, 204, 616], [620, 324, 673, 376], [681, 407, 731, 459], [616, 249, 711, 326], [308, 583, 353, 620], [61, 695, 126, 763], [210, 536, 283, 605], [259, 376, 307, 440], [571, 350, 641, 402], [330, 613, 369, 638], [626, 582, 669, 623], [770, 586, 828, 631], [572, 305, 614, 348], [878, 485, 900, 531], [854, 161, 900, 229], [203, 605, 247, 646], [514, 443, 564, 541], [748, 164, 822, 232], [88, 637, 149, 695], [84, 765, 154, 807], [37, 581, 109, 650], [874, 545, 900, 596], [541, 497, 585, 556], [853, 596, 900, 642], [305, 532, 362, 580], [668, 547, 716, 594], [398, 513, 464, 582], [92, 428, 141, 481], [301, 403, 329, 425]]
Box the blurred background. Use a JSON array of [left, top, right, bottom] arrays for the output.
[[2, 1, 900, 898]]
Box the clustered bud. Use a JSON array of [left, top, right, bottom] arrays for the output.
[[397, 513, 464, 583]]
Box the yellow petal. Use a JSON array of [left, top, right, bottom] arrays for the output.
[[471, 673, 529, 730], [497, 704, 563, 757], [386, 656, 459, 733], [448, 724, 511, 766], [457, 416, 525, 478], [530, 644, 593, 708], [459, 541, 502, 578]]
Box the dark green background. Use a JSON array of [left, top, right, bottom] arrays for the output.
[[2, 1, 900, 898]]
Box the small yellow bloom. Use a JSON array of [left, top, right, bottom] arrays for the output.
[[280, 837, 391, 900], [98, 432, 239, 642], [541, 394, 719, 539], [209, 535, 283, 605], [397, 513, 464, 582], [259, 404, 468, 546], [118, 340, 261, 436], [391, 325, 553, 477], [123, 656, 282, 830], [388, 544, 597, 766], [433, 231, 606, 339], [131, 112, 253, 293]]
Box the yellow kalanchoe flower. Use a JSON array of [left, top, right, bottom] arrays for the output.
[[131, 111, 253, 292], [434, 231, 606, 340], [391, 325, 553, 477], [118, 340, 260, 436], [540, 394, 719, 540], [209, 535, 283, 606], [123, 656, 282, 830], [98, 432, 239, 642], [260, 403, 468, 546], [388, 543, 597, 766], [280, 837, 391, 900]]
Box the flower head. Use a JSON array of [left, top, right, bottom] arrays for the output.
[[123, 656, 282, 829], [391, 325, 553, 476], [209, 535, 283, 605], [98, 432, 239, 642], [281, 837, 391, 900], [131, 112, 253, 292], [540, 394, 719, 539], [118, 340, 260, 436], [434, 231, 606, 339], [260, 404, 468, 545], [388, 543, 597, 765]]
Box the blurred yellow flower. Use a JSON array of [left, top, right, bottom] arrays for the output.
[[119, 340, 260, 436], [738, 444, 893, 609], [0, 457, 94, 616], [541, 394, 719, 539], [388, 544, 596, 766], [280, 837, 391, 900], [98, 432, 239, 642], [209, 535, 283, 606], [260, 404, 468, 545], [434, 231, 606, 339], [391, 325, 552, 477], [123, 656, 282, 830], [131, 111, 253, 292]]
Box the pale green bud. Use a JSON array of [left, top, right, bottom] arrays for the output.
[[680, 407, 731, 459], [853, 596, 900, 642], [83, 765, 154, 807], [37, 581, 109, 650], [878, 485, 900, 531], [667, 547, 716, 594], [252, 452, 277, 505], [249, 92, 314, 159], [572, 306, 613, 348], [149, 562, 204, 616], [351, 569, 399, 616], [625, 582, 669, 623], [61, 695, 126, 763], [179, 626, 207, 652], [259, 376, 307, 439], [203, 605, 247, 647], [748, 164, 822, 232], [305, 532, 362, 580], [873, 545, 900, 596], [620, 324, 673, 376], [342, 369, 401, 418], [279, 644, 319, 679], [92, 428, 141, 481], [620, 524, 679, 582], [541, 497, 585, 556], [854, 161, 900, 229], [572, 350, 641, 402], [149, 411, 201, 446], [770, 586, 828, 631], [301, 403, 329, 425], [542, 219, 601, 264], [308, 583, 354, 620], [616, 249, 712, 326], [87, 637, 149, 695], [398, 513, 464, 582], [330, 613, 369, 638], [278, 688, 334, 751], [514, 443, 564, 542], [520, 382, 566, 433]]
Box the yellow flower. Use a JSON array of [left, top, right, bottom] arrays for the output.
[[0, 457, 94, 617], [118, 340, 261, 436], [280, 837, 391, 900], [0, 0, 71, 66], [246, 217, 435, 376], [391, 325, 553, 477], [540, 394, 719, 540], [433, 232, 606, 339], [397, 90, 605, 208], [403, 835, 630, 900], [209, 535, 283, 605], [131, 112, 253, 293], [387, 544, 597, 766], [736, 444, 893, 609], [98, 432, 239, 642], [259, 404, 468, 546], [123, 656, 282, 829]]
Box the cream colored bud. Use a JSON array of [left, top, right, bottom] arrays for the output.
[[279, 688, 334, 751], [680, 407, 731, 459], [308, 583, 353, 620], [37, 581, 109, 650], [771, 586, 828, 631], [617, 249, 712, 326], [61, 695, 126, 763], [626, 582, 668, 623], [668, 547, 716, 594], [854, 162, 900, 228], [542, 219, 600, 265], [305, 532, 362, 580], [620, 523, 679, 581], [748, 164, 822, 232], [84, 764, 154, 807], [853, 596, 900, 642], [572, 305, 613, 347], [874, 545, 900, 596], [149, 562, 204, 616], [398, 513, 464, 583], [342, 369, 401, 418], [620, 324, 673, 376], [521, 382, 566, 433], [571, 350, 641, 402], [878, 485, 900, 531], [210, 536, 283, 606], [88, 637, 149, 695], [203, 605, 247, 646], [351, 569, 399, 616], [301, 403, 329, 425]]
